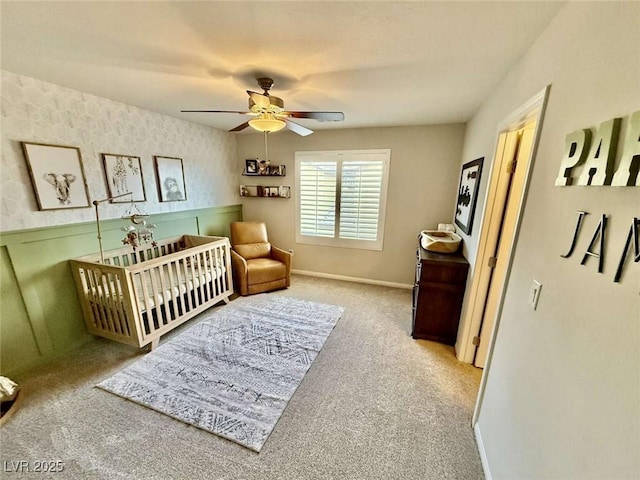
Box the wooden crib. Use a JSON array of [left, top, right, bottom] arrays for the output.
[[70, 235, 233, 350]]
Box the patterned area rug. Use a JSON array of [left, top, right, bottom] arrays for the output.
[[97, 295, 344, 452]]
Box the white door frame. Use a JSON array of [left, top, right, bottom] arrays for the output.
[[469, 85, 551, 425]]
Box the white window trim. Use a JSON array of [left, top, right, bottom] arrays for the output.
[[295, 149, 391, 251]]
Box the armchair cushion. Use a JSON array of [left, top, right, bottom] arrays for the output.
[[247, 258, 286, 285]]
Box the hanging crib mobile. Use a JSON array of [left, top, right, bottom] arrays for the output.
[[120, 201, 157, 250]]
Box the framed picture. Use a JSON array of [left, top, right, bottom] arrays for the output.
[[154, 156, 186, 202], [21, 142, 90, 210], [455, 157, 484, 235], [278, 186, 291, 198], [102, 153, 146, 202], [245, 159, 259, 175], [268, 165, 286, 176]]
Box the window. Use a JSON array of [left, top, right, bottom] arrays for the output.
[[295, 149, 390, 250]]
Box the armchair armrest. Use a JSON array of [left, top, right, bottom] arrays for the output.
[[271, 246, 292, 287], [230, 249, 249, 296]]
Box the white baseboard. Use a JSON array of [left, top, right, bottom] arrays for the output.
[[474, 422, 492, 480], [291, 269, 413, 290]]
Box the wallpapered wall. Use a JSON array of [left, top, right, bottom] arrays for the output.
[[1, 70, 239, 232]]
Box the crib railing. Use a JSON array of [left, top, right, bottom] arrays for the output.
[[70, 261, 142, 346]]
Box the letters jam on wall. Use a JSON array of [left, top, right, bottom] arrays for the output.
[[561, 212, 639, 283]]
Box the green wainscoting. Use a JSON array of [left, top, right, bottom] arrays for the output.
[[0, 204, 242, 377]]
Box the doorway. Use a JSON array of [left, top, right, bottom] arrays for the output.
[[473, 122, 536, 367], [454, 86, 550, 422]]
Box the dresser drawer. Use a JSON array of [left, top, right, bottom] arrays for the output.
[[419, 261, 469, 285]]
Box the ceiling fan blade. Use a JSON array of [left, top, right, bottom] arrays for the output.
[[181, 110, 251, 114], [285, 119, 314, 136], [246, 91, 270, 110], [282, 111, 344, 122], [229, 122, 250, 132]]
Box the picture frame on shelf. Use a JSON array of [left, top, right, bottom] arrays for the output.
[[267, 165, 286, 176], [240, 185, 258, 197], [278, 186, 291, 198], [245, 159, 259, 175], [454, 157, 484, 235], [102, 153, 146, 202], [154, 156, 186, 202], [21, 141, 91, 210]]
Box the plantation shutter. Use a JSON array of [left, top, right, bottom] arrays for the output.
[[339, 160, 384, 241], [298, 160, 337, 238], [296, 149, 390, 251]]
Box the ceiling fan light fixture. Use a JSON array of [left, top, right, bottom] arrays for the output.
[[248, 114, 286, 133]]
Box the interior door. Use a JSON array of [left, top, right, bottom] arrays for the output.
[[474, 123, 535, 368]]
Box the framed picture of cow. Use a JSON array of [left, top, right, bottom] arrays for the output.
[[102, 153, 146, 203], [21, 142, 90, 210]]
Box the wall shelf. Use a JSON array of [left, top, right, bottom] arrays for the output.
[[242, 162, 286, 177], [240, 185, 291, 198]]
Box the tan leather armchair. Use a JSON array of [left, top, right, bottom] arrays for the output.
[[229, 221, 292, 296]]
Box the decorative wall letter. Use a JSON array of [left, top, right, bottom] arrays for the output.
[[580, 214, 607, 273], [614, 218, 640, 283], [611, 110, 640, 186], [576, 118, 621, 186], [555, 129, 592, 186], [561, 211, 589, 258]]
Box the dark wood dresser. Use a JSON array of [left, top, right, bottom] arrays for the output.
[[412, 246, 469, 345]]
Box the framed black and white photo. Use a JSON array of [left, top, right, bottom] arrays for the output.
[[102, 153, 146, 202], [245, 159, 259, 175], [21, 142, 90, 210], [454, 157, 484, 235], [154, 156, 186, 202], [278, 186, 291, 198], [268, 164, 286, 176]]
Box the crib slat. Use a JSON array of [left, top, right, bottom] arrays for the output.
[[157, 263, 171, 326], [98, 273, 118, 334], [181, 256, 194, 313], [215, 246, 225, 295], [189, 253, 200, 310], [91, 270, 110, 332], [222, 245, 229, 291], [194, 252, 206, 304], [205, 248, 214, 299], [170, 260, 181, 321], [138, 270, 153, 335], [109, 273, 125, 335], [85, 270, 102, 330], [210, 247, 219, 297], [103, 273, 121, 335], [110, 274, 130, 336], [147, 266, 162, 331]]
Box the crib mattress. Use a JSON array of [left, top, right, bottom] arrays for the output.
[[136, 264, 227, 310], [90, 265, 227, 313]]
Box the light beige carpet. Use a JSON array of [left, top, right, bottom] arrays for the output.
[[0, 275, 484, 479]]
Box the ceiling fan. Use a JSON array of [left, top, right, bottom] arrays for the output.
[[181, 77, 344, 136]]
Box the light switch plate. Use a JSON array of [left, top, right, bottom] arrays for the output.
[[529, 280, 542, 310]]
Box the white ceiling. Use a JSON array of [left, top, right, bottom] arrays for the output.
[[1, 1, 565, 133]]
